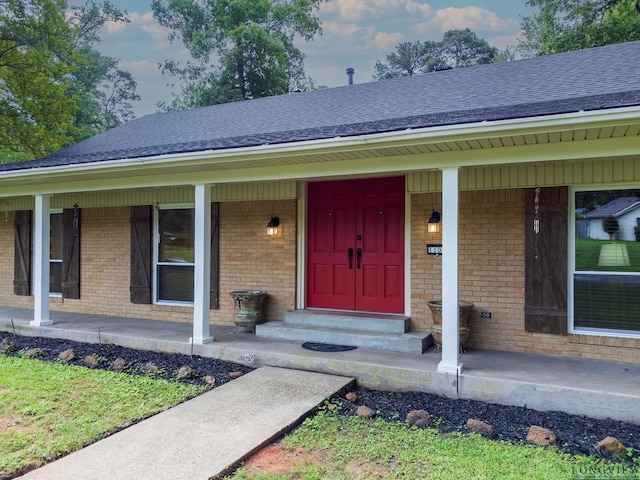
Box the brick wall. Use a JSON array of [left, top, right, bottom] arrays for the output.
[[0, 201, 297, 326], [411, 189, 640, 364]]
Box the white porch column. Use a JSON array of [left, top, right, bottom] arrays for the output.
[[31, 195, 52, 326], [437, 167, 462, 374], [191, 184, 213, 344]]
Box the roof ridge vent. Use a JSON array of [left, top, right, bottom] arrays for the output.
[[346, 67, 355, 85]]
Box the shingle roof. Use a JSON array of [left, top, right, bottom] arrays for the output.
[[3, 40, 640, 172], [582, 197, 640, 218]]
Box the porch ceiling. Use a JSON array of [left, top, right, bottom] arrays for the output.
[[1, 110, 639, 196]]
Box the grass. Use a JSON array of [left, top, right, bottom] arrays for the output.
[[575, 238, 640, 271], [227, 407, 637, 480], [0, 355, 208, 478]]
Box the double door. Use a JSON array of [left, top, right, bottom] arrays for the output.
[[307, 177, 405, 313]]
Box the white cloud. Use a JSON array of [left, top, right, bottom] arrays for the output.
[[119, 59, 158, 76], [413, 6, 520, 39]]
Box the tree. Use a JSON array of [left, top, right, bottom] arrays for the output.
[[373, 29, 499, 81], [66, 1, 140, 142], [438, 28, 498, 68], [373, 41, 438, 80], [0, 0, 140, 162], [151, 0, 324, 109], [0, 0, 79, 159], [519, 0, 640, 57]]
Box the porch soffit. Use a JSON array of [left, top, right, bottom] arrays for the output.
[[0, 115, 639, 197]]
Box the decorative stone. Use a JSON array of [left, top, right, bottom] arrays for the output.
[[467, 418, 494, 435], [112, 357, 127, 370], [23, 348, 44, 359], [143, 363, 159, 374], [58, 348, 75, 362], [526, 425, 556, 446], [0, 337, 15, 352], [345, 392, 358, 402], [228, 371, 244, 379], [407, 409, 432, 427], [596, 436, 629, 461], [84, 355, 99, 367], [356, 405, 375, 418], [176, 365, 192, 380], [204, 375, 216, 385]]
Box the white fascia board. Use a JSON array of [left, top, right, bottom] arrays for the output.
[[2, 105, 639, 186]]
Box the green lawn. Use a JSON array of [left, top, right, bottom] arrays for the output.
[[575, 238, 640, 272], [0, 355, 207, 478], [227, 407, 635, 480]]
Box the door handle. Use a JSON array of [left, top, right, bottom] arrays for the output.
[[348, 248, 354, 269], [356, 248, 362, 269]]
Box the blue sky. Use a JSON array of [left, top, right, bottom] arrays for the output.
[[70, 1, 534, 117]]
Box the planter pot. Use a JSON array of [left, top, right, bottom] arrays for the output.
[[229, 290, 267, 332], [427, 300, 474, 351]]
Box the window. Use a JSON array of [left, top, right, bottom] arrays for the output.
[[154, 207, 195, 303], [572, 188, 640, 335], [50, 212, 63, 295]]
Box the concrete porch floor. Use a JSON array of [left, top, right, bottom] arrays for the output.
[[1, 306, 639, 424]]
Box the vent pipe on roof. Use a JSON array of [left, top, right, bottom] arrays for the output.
[[346, 67, 355, 85]]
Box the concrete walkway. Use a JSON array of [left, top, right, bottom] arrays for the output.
[[18, 367, 353, 480]]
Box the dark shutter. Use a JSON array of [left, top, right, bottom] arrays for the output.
[[524, 186, 568, 334], [14, 210, 32, 296], [130, 205, 152, 304], [61, 208, 81, 299], [210, 202, 220, 309]]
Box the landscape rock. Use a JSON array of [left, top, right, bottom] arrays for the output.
[[143, 363, 159, 374], [596, 436, 629, 461], [356, 405, 375, 418], [112, 357, 127, 370], [177, 365, 192, 380], [84, 355, 99, 367], [467, 418, 494, 435], [228, 371, 244, 379], [345, 392, 358, 402], [58, 349, 75, 362], [527, 425, 556, 446], [204, 375, 216, 385], [407, 409, 432, 427], [23, 348, 44, 359], [0, 337, 15, 352]]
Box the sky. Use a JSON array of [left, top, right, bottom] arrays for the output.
[[70, 1, 535, 118]]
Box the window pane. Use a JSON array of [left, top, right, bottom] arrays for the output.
[[50, 261, 62, 293], [159, 209, 194, 263], [158, 265, 194, 302], [575, 190, 640, 272], [50, 213, 63, 261], [574, 274, 640, 333]]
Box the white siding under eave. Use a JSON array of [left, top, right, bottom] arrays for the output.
[[407, 157, 640, 193]]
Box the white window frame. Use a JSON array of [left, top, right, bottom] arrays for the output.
[[569, 184, 640, 338], [49, 209, 63, 298], [153, 204, 195, 306]]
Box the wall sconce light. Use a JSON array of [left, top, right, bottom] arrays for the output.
[[427, 208, 441, 233], [266, 216, 280, 236]]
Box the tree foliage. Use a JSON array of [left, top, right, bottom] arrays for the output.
[[66, 1, 140, 142], [0, 0, 139, 162], [373, 28, 499, 80], [519, 0, 640, 56], [0, 0, 78, 159], [151, 0, 324, 110]]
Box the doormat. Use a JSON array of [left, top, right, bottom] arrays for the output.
[[301, 342, 357, 352]]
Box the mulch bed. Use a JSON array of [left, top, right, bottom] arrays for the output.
[[1, 332, 638, 458]]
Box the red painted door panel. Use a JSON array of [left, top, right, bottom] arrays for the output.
[[307, 177, 405, 314]]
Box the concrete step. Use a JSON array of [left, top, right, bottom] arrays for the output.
[[255, 321, 432, 354], [283, 309, 410, 334]]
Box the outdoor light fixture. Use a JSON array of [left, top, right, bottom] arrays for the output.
[[266, 216, 280, 236], [427, 209, 441, 233]]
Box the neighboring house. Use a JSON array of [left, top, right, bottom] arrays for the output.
[[1, 41, 640, 374], [580, 196, 640, 240]]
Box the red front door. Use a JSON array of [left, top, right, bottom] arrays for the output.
[[307, 177, 405, 314]]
